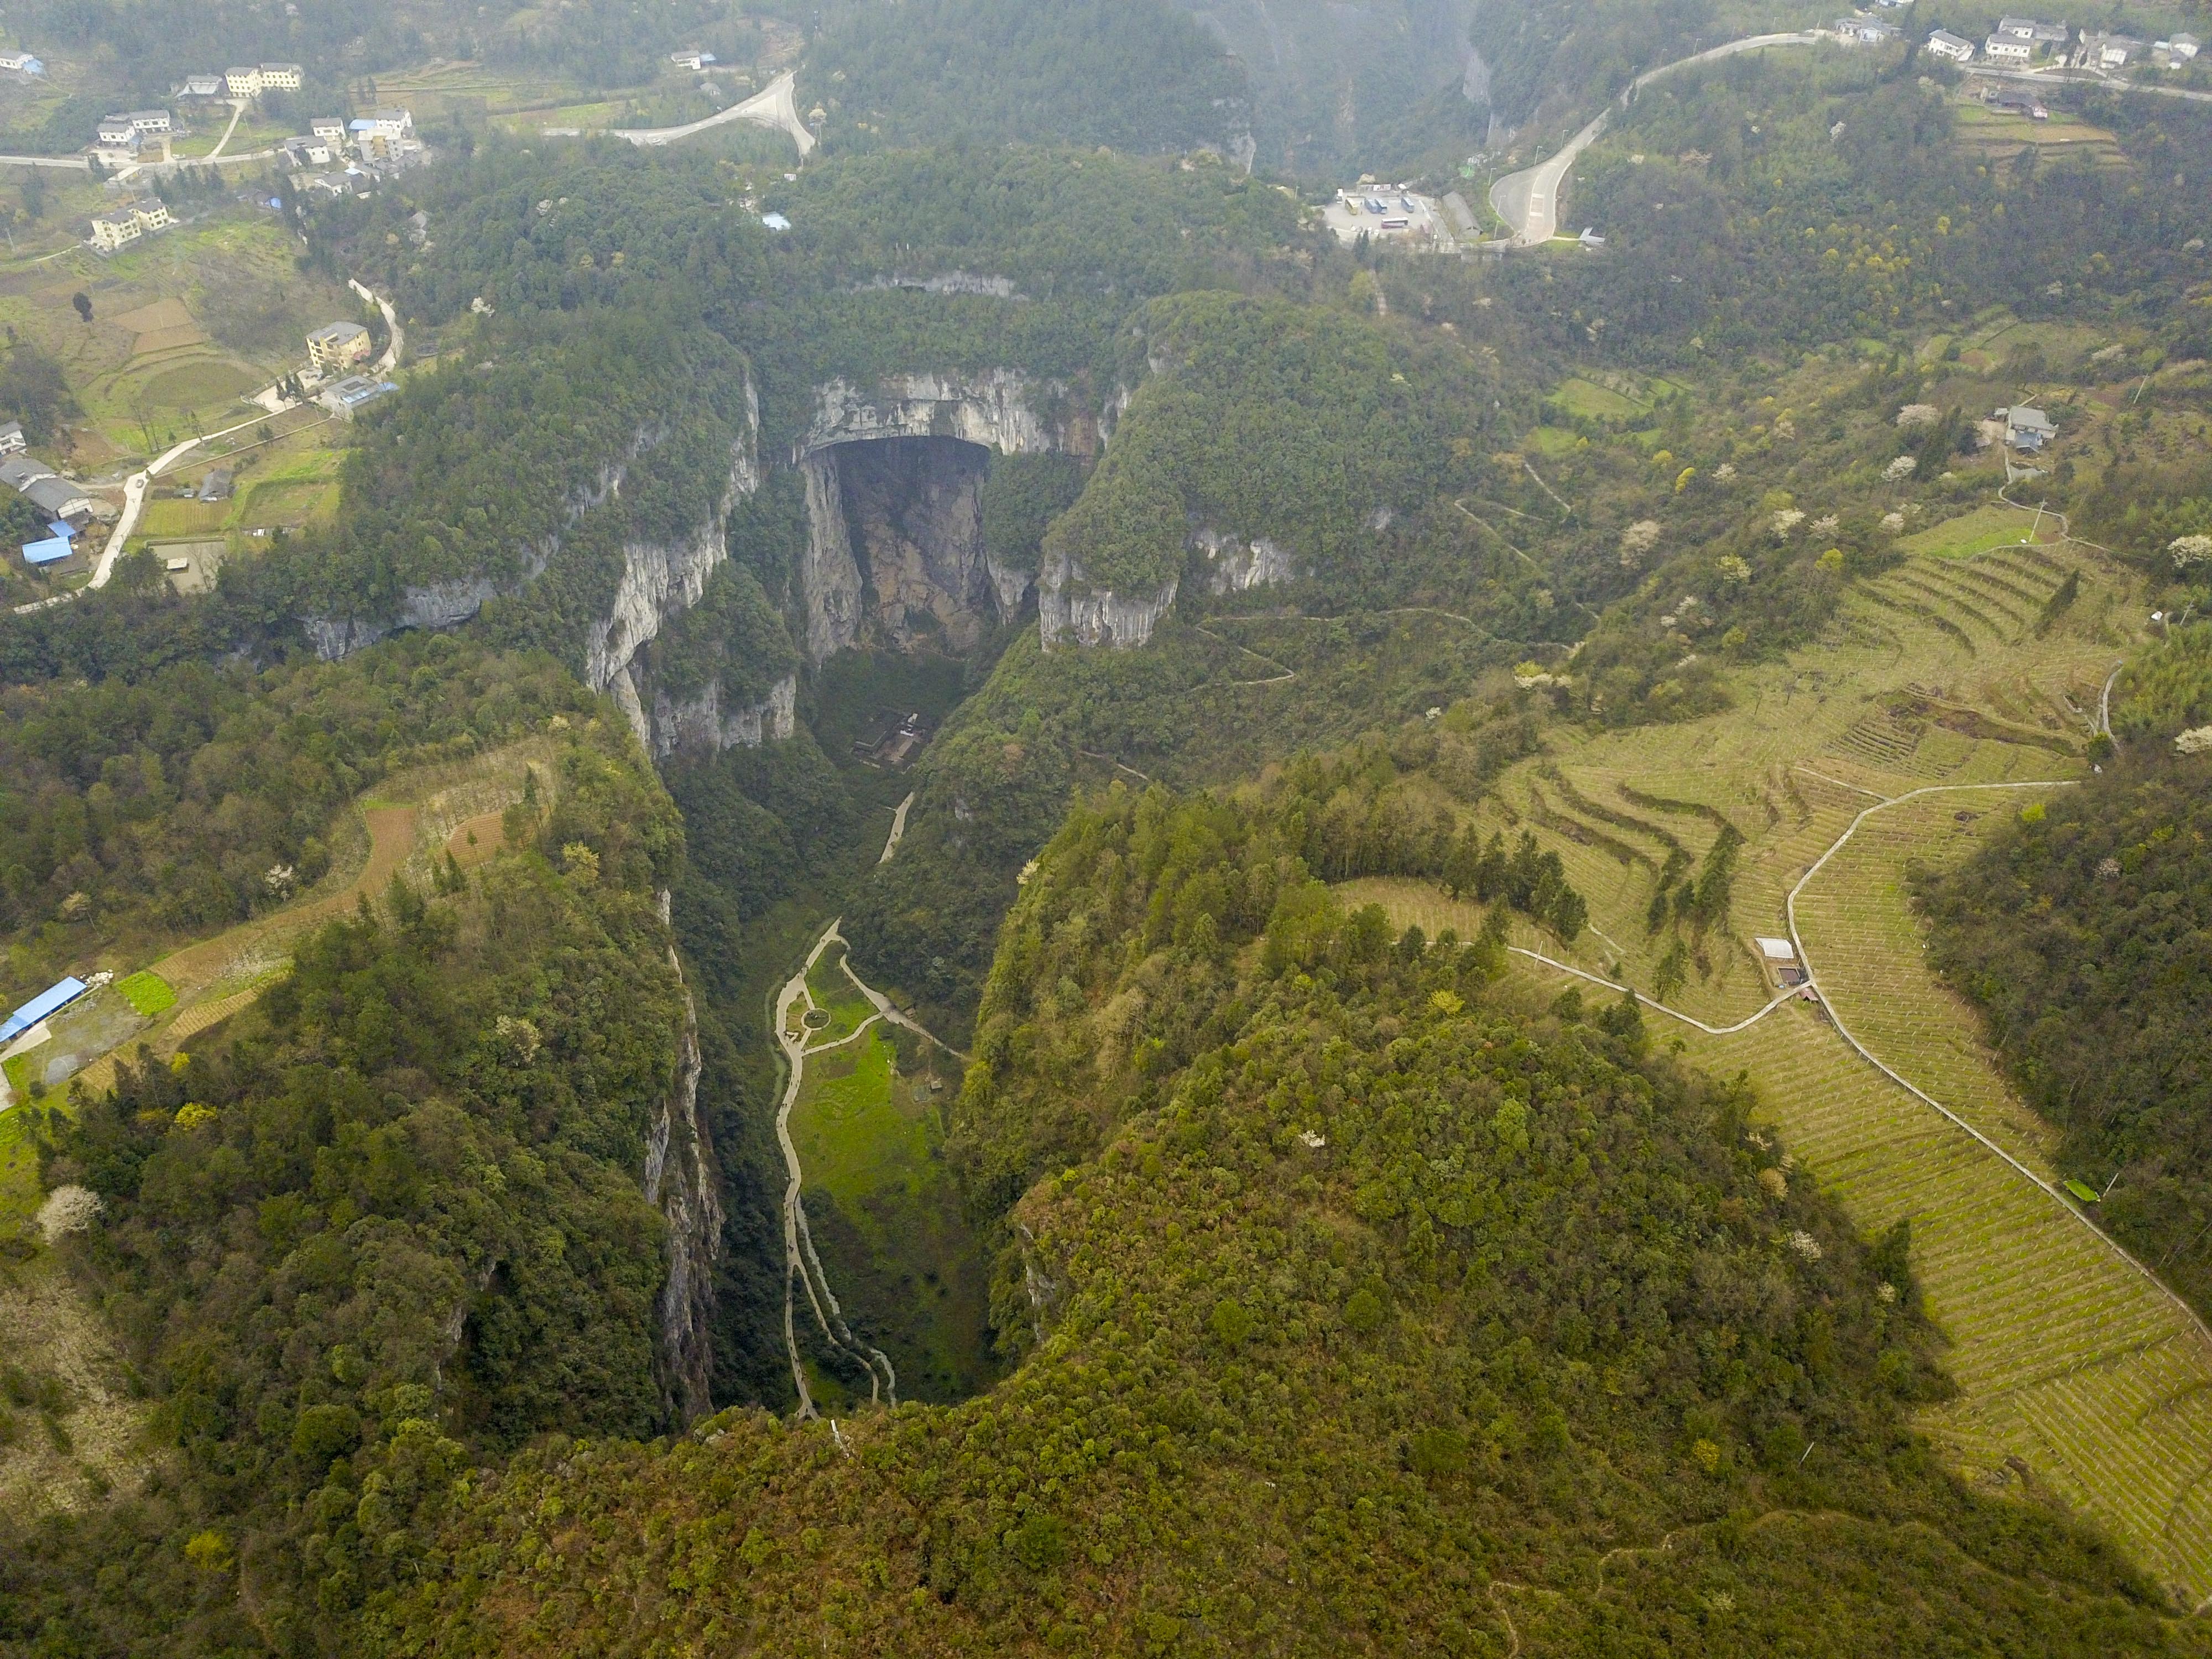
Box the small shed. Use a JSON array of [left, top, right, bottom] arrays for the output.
[[21, 535, 72, 565]]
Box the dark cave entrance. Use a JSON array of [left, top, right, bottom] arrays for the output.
[[803, 435, 1019, 658]]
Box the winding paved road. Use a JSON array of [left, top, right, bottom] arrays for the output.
[[614, 68, 815, 156], [12, 279, 398, 615], [1489, 32, 1820, 245], [771, 921, 967, 1417]]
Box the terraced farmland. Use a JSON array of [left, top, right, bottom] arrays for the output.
[[1357, 539, 2212, 1601]]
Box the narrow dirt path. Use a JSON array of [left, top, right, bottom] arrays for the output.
[[879, 792, 914, 864]]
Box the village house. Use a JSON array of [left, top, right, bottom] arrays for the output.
[[1924, 28, 1976, 60], [259, 62, 303, 90], [0, 51, 44, 75], [306, 320, 372, 374], [0, 456, 93, 523], [317, 374, 397, 419], [2077, 32, 2144, 68], [1996, 405, 2058, 452], [1835, 16, 1897, 44], [225, 65, 263, 98], [87, 198, 175, 253], [1995, 16, 2070, 48]]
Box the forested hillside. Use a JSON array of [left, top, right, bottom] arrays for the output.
[[1918, 627, 2212, 1323], [0, 639, 591, 1005], [804, 0, 1247, 157], [0, 655, 698, 1653], [371, 735, 2197, 1657], [9, 0, 739, 95]]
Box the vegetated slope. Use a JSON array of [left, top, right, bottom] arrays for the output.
[[1467, 0, 1717, 129], [0, 686, 695, 1657], [1918, 627, 2212, 1324], [1537, 55, 2212, 367], [805, 0, 1248, 158], [0, 637, 594, 1009], [842, 290, 1535, 1031], [1171, 0, 1490, 176], [373, 747, 2197, 1657]]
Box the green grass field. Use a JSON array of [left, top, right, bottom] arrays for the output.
[[804, 943, 877, 1046], [1522, 425, 1583, 457], [790, 1026, 994, 1402], [1550, 377, 1646, 420], [137, 499, 231, 538]]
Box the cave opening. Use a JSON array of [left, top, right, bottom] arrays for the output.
[[802, 435, 1016, 659]]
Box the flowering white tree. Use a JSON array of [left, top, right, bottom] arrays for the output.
[[38, 1183, 102, 1243], [1895, 403, 1939, 427], [1618, 519, 1661, 568], [1771, 508, 1805, 538], [1882, 455, 1917, 482], [2170, 535, 2212, 571]]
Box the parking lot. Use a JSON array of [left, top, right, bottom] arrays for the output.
[[1322, 187, 1453, 248]]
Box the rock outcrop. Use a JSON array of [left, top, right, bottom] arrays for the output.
[[647, 671, 797, 759], [1037, 560, 1178, 649], [644, 920, 721, 1427], [797, 369, 1081, 461], [1196, 528, 1298, 595], [302, 577, 504, 660]]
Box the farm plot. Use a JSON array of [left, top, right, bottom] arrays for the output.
[[1897, 503, 2056, 562], [1345, 843, 2212, 1607], [1671, 1001, 2212, 1606], [1413, 533, 2212, 1595], [787, 1002, 994, 1403]]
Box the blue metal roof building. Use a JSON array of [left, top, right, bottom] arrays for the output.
[[22, 535, 72, 565], [0, 977, 87, 1044]]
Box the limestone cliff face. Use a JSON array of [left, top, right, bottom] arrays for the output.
[[1196, 528, 1298, 594], [302, 578, 504, 660], [644, 917, 721, 1426], [797, 372, 1083, 662], [593, 385, 764, 753], [799, 451, 870, 662], [1036, 560, 1178, 649], [801, 437, 1000, 659], [799, 369, 1078, 460], [301, 378, 767, 761], [647, 671, 797, 759]]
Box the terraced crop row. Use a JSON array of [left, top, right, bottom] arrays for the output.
[[1678, 1002, 2212, 1604], [1774, 775, 2212, 1604]]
